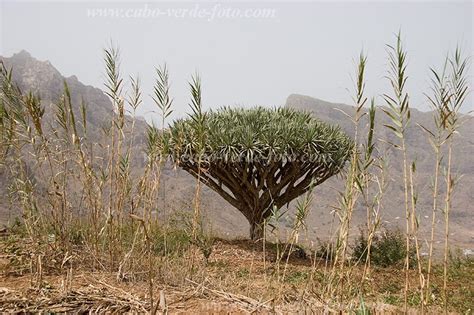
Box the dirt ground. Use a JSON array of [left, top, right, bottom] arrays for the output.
[[1, 237, 472, 314]]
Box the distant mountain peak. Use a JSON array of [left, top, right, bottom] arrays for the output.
[[12, 49, 32, 59], [0, 50, 115, 120], [287, 93, 328, 103], [285, 94, 356, 121], [286, 94, 351, 110], [5, 50, 57, 73]]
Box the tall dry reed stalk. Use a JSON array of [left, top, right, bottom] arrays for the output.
[[325, 51, 377, 301], [381, 32, 418, 311], [441, 48, 469, 312], [422, 56, 450, 304], [187, 74, 205, 241], [382, 32, 440, 312]]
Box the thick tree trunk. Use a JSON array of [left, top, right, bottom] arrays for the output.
[[249, 220, 264, 241]]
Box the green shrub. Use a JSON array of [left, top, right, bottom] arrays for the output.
[[150, 226, 191, 257], [352, 228, 416, 268], [167, 211, 215, 263], [286, 270, 309, 284]]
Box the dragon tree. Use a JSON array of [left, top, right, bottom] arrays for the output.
[[168, 106, 353, 240]]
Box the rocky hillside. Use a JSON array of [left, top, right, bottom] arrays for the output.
[[2, 51, 116, 134], [0, 52, 472, 252], [286, 94, 474, 250], [0, 51, 149, 222]]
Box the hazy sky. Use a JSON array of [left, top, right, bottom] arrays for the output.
[[1, 1, 473, 123]]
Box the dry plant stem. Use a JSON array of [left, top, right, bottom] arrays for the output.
[[37, 254, 43, 289], [362, 158, 385, 282], [404, 141, 412, 307], [443, 141, 453, 313], [364, 184, 372, 276], [409, 163, 425, 312], [192, 164, 202, 240], [401, 132, 411, 314], [130, 214, 155, 313], [280, 240, 296, 290], [117, 225, 141, 280], [338, 119, 360, 270], [425, 144, 440, 300]]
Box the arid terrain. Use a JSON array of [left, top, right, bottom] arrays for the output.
[[1, 233, 473, 313]]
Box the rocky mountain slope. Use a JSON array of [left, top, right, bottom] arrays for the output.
[[286, 94, 474, 250], [0, 51, 472, 252], [0, 51, 146, 223]]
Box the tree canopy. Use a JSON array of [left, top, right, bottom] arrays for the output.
[[168, 106, 353, 240]]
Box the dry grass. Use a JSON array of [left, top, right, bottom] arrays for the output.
[[1, 232, 472, 314]]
